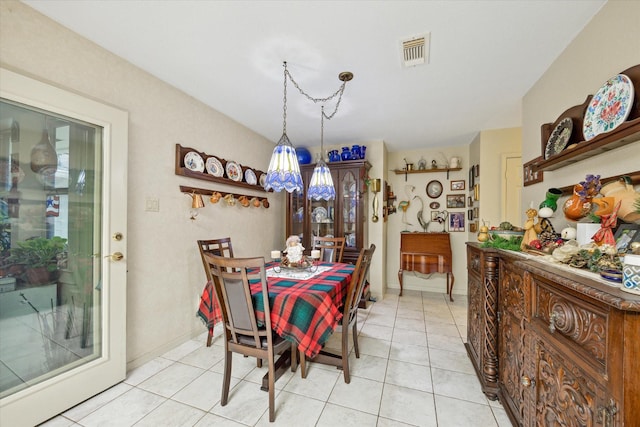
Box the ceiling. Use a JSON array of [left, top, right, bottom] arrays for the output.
[[23, 0, 606, 152]]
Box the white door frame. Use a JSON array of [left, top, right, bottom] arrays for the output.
[[0, 68, 128, 427]]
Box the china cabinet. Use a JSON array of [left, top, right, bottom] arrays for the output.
[[466, 243, 640, 426], [287, 160, 370, 265]]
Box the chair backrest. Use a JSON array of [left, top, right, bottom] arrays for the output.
[[344, 244, 376, 324], [198, 238, 234, 273], [312, 236, 346, 263], [204, 254, 274, 349]]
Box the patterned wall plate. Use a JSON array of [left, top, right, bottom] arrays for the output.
[[583, 74, 634, 141], [225, 161, 242, 181], [259, 173, 267, 188], [205, 156, 224, 177], [545, 117, 573, 159], [184, 151, 205, 172], [244, 168, 257, 185]]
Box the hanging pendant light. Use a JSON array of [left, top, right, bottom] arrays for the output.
[[265, 62, 353, 195], [264, 62, 303, 193], [307, 106, 335, 201], [30, 127, 58, 186]]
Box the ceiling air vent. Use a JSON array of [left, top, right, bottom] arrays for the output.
[[402, 33, 430, 67]]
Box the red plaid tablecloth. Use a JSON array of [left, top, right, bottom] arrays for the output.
[[197, 262, 354, 358]]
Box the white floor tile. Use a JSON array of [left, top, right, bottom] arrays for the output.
[[328, 376, 384, 415], [428, 347, 476, 375], [434, 394, 498, 426], [172, 370, 238, 411], [316, 402, 378, 427], [63, 382, 133, 421], [392, 328, 428, 346], [30, 291, 509, 427], [133, 399, 206, 426], [254, 390, 325, 426], [137, 362, 204, 398], [284, 363, 340, 400], [385, 359, 432, 392], [77, 388, 166, 427], [356, 335, 391, 358], [388, 341, 430, 366], [431, 367, 488, 404], [209, 379, 272, 425], [379, 383, 437, 426]]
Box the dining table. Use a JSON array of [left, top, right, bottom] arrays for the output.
[[197, 260, 355, 387]]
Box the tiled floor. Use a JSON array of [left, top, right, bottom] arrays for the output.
[[40, 291, 511, 426]]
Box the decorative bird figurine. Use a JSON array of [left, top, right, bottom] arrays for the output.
[[413, 196, 430, 231], [398, 200, 412, 230]]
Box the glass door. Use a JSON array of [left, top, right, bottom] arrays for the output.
[[0, 68, 128, 426], [341, 170, 357, 249]]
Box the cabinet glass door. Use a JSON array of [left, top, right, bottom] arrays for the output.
[[341, 171, 357, 248], [290, 188, 304, 244], [310, 197, 335, 243]]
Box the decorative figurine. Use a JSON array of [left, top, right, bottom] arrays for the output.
[[284, 235, 304, 264], [521, 208, 542, 250], [418, 157, 427, 170]]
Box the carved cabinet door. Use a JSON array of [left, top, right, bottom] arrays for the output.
[[498, 260, 529, 425], [531, 339, 617, 426]]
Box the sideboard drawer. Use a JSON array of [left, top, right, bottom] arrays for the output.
[[531, 275, 610, 376]]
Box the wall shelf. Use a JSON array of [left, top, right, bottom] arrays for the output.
[[535, 118, 640, 172], [175, 143, 270, 192], [179, 185, 270, 208], [393, 167, 462, 180], [533, 64, 640, 173]]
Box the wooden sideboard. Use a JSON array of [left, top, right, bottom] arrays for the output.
[[466, 243, 640, 426], [398, 232, 454, 300]]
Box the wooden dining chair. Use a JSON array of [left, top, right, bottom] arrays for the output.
[[312, 236, 346, 263], [197, 237, 234, 265], [197, 238, 235, 346], [300, 243, 376, 383], [204, 254, 291, 422]]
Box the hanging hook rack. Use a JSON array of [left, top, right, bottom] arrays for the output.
[[179, 185, 270, 208]]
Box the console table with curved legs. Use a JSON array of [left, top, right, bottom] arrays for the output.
[[398, 232, 454, 301]]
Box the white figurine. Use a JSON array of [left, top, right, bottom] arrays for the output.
[[284, 235, 305, 264]]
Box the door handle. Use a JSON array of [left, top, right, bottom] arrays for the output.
[[105, 252, 124, 261]]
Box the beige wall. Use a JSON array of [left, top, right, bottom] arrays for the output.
[[1, 1, 285, 368], [522, 0, 640, 226], [478, 127, 522, 227], [386, 146, 470, 295]]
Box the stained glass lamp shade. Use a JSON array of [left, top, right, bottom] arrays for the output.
[[264, 133, 303, 193], [307, 159, 335, 200]]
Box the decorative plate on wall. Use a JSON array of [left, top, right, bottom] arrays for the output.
[[244, 168, 257, 185], [545, 117, 573, 159], [184, 151, 205, 172], [583, 74, 634, 141], [205, 156, 224, 177], [225, 161, 242, 181]]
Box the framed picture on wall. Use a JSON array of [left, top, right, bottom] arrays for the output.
[[469, 167, 475, 188], [446, 194, 465, 208], [449, 212, 465, 232], [451, 180, 465, 191]]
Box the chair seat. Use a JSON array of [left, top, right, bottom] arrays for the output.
[[236, 331, 287, 349]]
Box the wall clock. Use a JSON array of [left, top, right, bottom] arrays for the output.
[[426, 180, 443, 199]]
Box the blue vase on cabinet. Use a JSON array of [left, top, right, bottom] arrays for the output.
[[351, 145, 361, 160], [341, 147, 351, 161]]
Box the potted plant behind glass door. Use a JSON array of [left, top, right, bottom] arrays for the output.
[[8, 236, 67, 285]]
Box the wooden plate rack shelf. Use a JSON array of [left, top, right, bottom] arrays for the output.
[[175, 143, 270, 192]]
